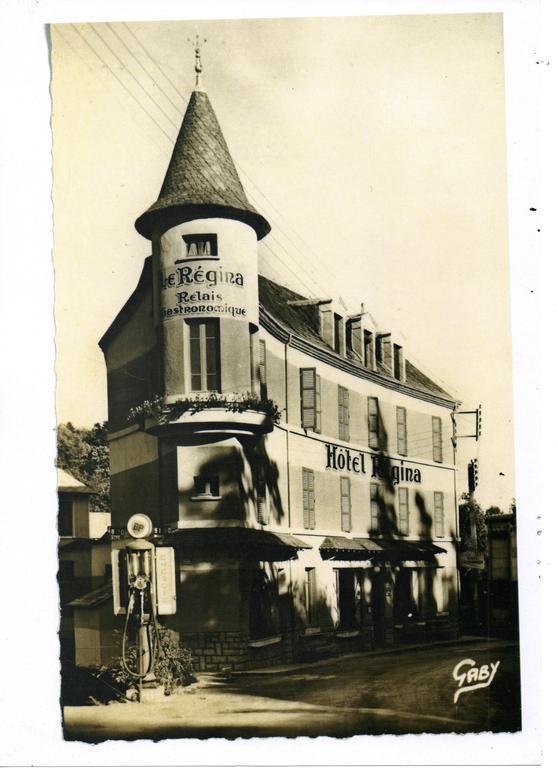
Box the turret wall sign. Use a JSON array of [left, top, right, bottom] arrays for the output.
[[157, 219, 259, 325]]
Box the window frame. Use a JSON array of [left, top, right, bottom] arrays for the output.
[[370, 482, 381, 534], [187, 318, 221, 392], [192, 476, 221, 499], [340, 476, 352, 532], [368, 396, 380, 449], [364, 330, 374, 370], [338, 385, 350, 442], [305, 567, 318, 626], [432, 416, 443, 463], [181, 232, 218, 260], [398, 486, 410, 536], [258, 339, 268, 400], [302, 467, 316, 530], [300, 368, 321, 433], [255, 462, 269, 525], [396, 406, 408, 456], [58, 499, 74, 538], [433, 491, 444, 537]]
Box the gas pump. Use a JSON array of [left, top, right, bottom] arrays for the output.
[[111, 514, 176, 701]]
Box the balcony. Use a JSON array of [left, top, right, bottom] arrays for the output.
[[131, 393, 280, 439]]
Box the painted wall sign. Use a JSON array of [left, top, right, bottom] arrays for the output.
[[160, 264, 249, 321], [325, 443, 422, 485], [157, 220, 259, 325]]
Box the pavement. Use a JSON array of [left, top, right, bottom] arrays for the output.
[[63, 637, 521, 742]]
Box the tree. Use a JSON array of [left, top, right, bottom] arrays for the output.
[[485, 505, 504, 517], [459, 492, 488, 558], [57, 422, 110, 515]]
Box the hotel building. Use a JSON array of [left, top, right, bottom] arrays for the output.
[[100, 57, 461, 671]]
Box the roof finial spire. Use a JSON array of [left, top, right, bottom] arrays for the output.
[[188, 33, 207, 92]]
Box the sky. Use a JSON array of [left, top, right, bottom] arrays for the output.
[[51, 13, 514, 509]]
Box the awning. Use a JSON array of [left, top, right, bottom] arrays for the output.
[[357, 538, 446, 562], [319, 535, 377, 561], [163, 527, 310, 562], [68, 581, 113, 609]]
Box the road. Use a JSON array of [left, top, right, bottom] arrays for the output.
[[229, 639, 521, 735], [64, 639, 520, 741]]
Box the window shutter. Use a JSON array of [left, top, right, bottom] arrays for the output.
[[338, 386, 349, 441], [368, 397, 379, 448], [398, 487, 409, 535], [302, 469, 310, 529], [300, 368, 317, 430], [256, 464, 268, 525], [337, 386, 345, 440], [259, 339, 267, 399], [370, 483, 380, 534], [308, 469, 316, 529], [396, 407, 407, 455], [434, 491, 444, 537], [315, 374, 322, 434], [340, 477, 351, 532], [432, 416, 443, 463]]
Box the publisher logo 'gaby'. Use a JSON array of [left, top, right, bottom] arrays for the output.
[[452, 658, 500, 703]]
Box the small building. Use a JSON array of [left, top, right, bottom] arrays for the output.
[[99, 55, 462, 672], [57, 468, 112, 662], [486, 511, 518, 637]]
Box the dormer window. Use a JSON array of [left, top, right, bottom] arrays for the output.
[[394, 344, 405, 381], [334, 313, 344, 354], [364, 330, 374, 370], [182, 233, 218, 259]]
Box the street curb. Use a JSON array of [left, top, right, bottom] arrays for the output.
[[229, 635, 519, 677]]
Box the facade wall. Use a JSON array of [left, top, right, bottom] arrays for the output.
[[102, 214, 460, 671]]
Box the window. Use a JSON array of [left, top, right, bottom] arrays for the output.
[[393, 569, 418, 623], [336, 569, 362, 630], [193, 476, 220, 498], [396, 406, 408, 455], [181, 233, 218, 259], [302, 468, 316, 530], [368, 396, 380, 449], [249, 567, 279, 639], [394, 344, 404, 381], [398, 487, 409, 535], [258, 339, 267, 399], [58, 499, 74, 537], [340, 477, 352, 532], [300, 368, 321, 432], [334, 313, 344, 354], [345, 322, 353, 355], [490, 538, 510, 580], [58, 560, 75, 580], [338, 386, 350, 441], [305, 568, 318, 626], [434, 491, 444, 537], [188, 319, 220, 392], [364, 330, 374, 370], [255, 463, 268, 525], [375, 335, 384, 365], [432, 416, 443, 463], [370, 483, 381, 534]]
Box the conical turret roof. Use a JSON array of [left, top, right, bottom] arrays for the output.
[[135, 89, 270, 240]]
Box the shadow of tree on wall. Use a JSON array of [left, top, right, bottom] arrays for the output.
[[362, 405, 454, 639], [172, 432, 286, 527]]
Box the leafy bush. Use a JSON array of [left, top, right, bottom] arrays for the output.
[[99, 626, 195, 697], [128, 391, 282, 426]]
